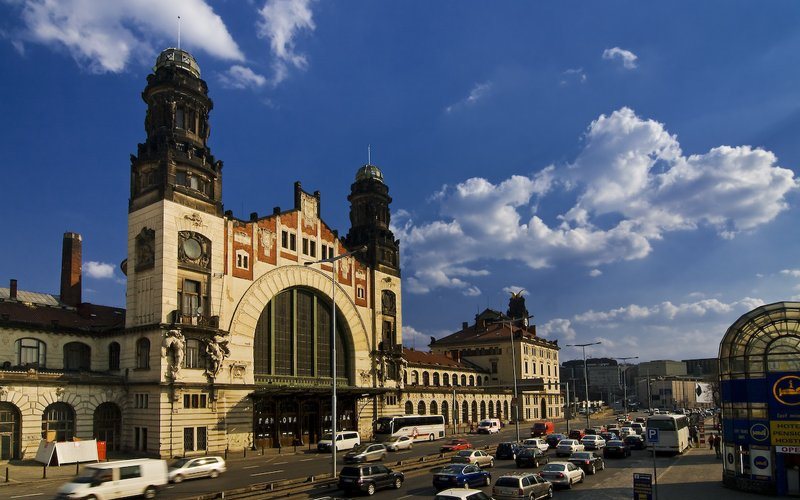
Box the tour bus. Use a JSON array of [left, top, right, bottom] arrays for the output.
[[646, 414, 690, 454], [373, 414, 446, 442]]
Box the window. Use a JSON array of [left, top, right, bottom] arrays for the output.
[[491, 361, 498, 374], [357, 287, 366, 299], [385, 395, 397, 406], [119, 466, 141, 480], [16, 338, 45, 367], [290, 233, 296, 251], [281, 230, 288, 249], [108, 342, 120, 371], [236, 251, 249, 270], [302, 238, 309, 255], [310, 241, 316, 257], [183, 393, 208, 409], [184, 339, 207, 369], [41, 402, 75, 441], [136, 338, 150, 369], [63, 342, 90, 371], [433, 373, 440, 386], [184, 426, 207, 452], [443, 373, 450, 386], [134, 427, 148, 451], [134, 393, 149, 409], [179, 279, 202, 317]]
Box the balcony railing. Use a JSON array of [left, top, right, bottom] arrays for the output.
[[171, 311, 219, 328], [254, 374, 349, 387]]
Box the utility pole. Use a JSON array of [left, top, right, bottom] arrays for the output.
[[567, 342, 601, 428], [615, 356, 638, 417]]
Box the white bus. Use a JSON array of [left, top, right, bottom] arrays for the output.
[[646, 414, 690, 454], [373, 414, 446, 442]]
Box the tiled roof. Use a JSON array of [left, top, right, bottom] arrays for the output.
[[0, 289, 125, 334], [0, 288, 60, 306], [432, 322, 553, 347], [402, 347, 481, 371]]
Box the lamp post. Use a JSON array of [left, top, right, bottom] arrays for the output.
[[614, 356, 638, 417], [488, 314, 533, 443], [305, 245, 367, 478], [566, 341, 601, 428]]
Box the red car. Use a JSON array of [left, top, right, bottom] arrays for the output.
[[440, 439, 472, 452]]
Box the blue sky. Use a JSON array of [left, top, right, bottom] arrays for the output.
[[2, 0, 800, 363]]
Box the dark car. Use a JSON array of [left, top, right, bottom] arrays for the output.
[[599, 431, 615, 442], [545, 434, 566, 449], [440, 439, 473, 453], [624, 435, 646, 450], [495, 442, 522, 460], [432, 464, 492, 490], [568, 429, 585, 440], [603, 439, 631, 458], [338, 464, 404, 496], [567, 451, 605, 475], [515, 447, 550, 468]]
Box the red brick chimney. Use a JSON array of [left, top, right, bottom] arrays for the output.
[[9, 279, 17, 300], [60, 232, 82, 307]]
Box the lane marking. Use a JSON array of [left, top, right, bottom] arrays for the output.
[[251, 469, 284, 477], [10, 495, 44, 499], [300, 458, 313, 462], [273, 461, 288, 465], [243, 465, 260, 469]]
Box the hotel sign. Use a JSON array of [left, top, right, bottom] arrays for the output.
[[770, 421, 800, 446], [769, 373, 800, 420]]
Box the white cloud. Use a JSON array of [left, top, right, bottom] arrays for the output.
[[502, 286, 529, 296], [602, 47, 638, 69], [589, 269, 602, 277], [446, 82, 492, 113], [219, 65, 267, 89], [539, 318, 577, 341], [398, 107, 797, 294], [257, 0, 315, 85], [402, 325, 436, 349], [781, 269, 800, 278], [85, 261, 115, 279], [560, 68, 587, 86], [8, 0, 243, 73]]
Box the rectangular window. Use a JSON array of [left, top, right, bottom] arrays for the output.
[[290, 233, 296, 251], [184, 427, 207, 452], [357, 287, 365, 299], [281, 230, 288, 249], [302, 238, 309, 255], [176, 108, 185, 129], [321, 245, 328, 260], [134, 427, 148, 451], [134, 393, 149, 409], [236, 252, 249, 269], [185, 340, 200, 369], [310, 241, 316, 257], [491, 361, 498, 374], [120, 466, 141, 480], [183, 393, 208, 409], [180, 279, 201, 317]]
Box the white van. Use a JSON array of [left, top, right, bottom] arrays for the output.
[[317, 430, 361, 452], [477, 418, 501, 434], [56, 458, 167, 500]]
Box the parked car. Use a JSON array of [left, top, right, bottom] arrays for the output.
[[624, 435, 647, 450], [451, 450, 494, 468], [57, 459, 167, 500], [515, 447, 550, 468], [343, 443, 388, 463], [538, 461, 585, 489], [545, 434, 566, 449], [434, 488, 491, 500], [522, 438, 550, 453], [440, 439, 472, 453], [493, 472, 554, 500], [635, 417, 646, 423], [383, 435, 413, 451], [496, 442, 522, 460], [432, 464, 492, 490], [581, 435, 606, 450], [168, 456, 226, 483], [568, 429, 585, 440], [338, 464, 403, 496], [555, 439, 584, 457], [567, 451, 605, 475], [604, 439, 632, 458]]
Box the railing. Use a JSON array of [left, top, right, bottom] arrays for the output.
[[172, 311, 219, 328], [254, 374, 349, 387]]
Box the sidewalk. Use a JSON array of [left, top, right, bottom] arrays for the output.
[[657, 442, 754, 500]]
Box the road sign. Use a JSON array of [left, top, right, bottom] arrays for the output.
[[647, 428, 659, 443], [633, 472, 653, 500]]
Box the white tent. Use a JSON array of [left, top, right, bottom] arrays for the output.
[[35, 439, 99, 465]]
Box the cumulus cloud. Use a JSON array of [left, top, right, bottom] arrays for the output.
[[219, 65, 267, 89], [257, 0, 315, 85], [446, 82, 492, 113], [589, 269, 602, 277], [781, 269, 800, 278], [602, 47, 638, 69], [85, 261, 115, 279], [397, 107, 797, 294], [560, 68, 587, 86], [7, 0, 243, 73], [539, 318, 577, 341]]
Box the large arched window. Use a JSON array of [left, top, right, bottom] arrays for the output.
[[441, 401, 449, 424], [63, 342, 90, 371], [443, 373, 450, 386], [0, 402, 21, 460], [108, 342, 120, 371], [417, 401, 426, 415], [430, 400, 438, 416], [404, 401, 413, 415], [254, 288, 350, 381], [489, 400, 495, 418], [412, 371, 419, 385], [136, 338, 150, 369], [42, 402, 75, 442], [471, 401, 478, 422], [480, 401, 487, 419], [461, 401, 469, 423], [15, 338, 45, 368], [433, 373, 440, 386], [469, 375, 475, 386], [460, 374, 467, 386], [476, 376, 482, 387], [422, 372, 430, 386], [94, 402, 121, 451]]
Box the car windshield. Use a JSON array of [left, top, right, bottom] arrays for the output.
[[386, 436, 405, 443], [349, 444, 368, 453], [584, 436, 597, 440], [439, 465, 467, 474], [518, 448, 534, 456], [171, 458, 192, 469], [340, 467, 363, 477], [571, 452, 591, 459], [560, 440, 575, 445], [456, 450, 472, 457], [495, 477, 521, 487], [542, 463, 565, 472], [321, 433, 333, 441]]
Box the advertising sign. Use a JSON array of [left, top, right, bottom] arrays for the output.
[[768, 372, 800, 420], [749, 447, 772, 478], [695, 382, 713, 404], [777, 445, 800, 454], [770, 420, 800, 446], [633, 472, 653, 500]]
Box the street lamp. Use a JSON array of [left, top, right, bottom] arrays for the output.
[[305, 244, 367, 478], [488, 314, 533, 443], [566, 341, 601, 428], [614, 356, 638, 417]]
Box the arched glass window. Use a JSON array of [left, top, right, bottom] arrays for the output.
[[417, 401, 426, 415], [108, 342, 120, 371], [15, 338, 45, 368], [136, 338, 150, 369], [471, 401, 478, 422], [460, 374, 467, 386], [404, 401, 413, 415], [63, 342, 90, 371], [254, 288, 350, 380], [441, 401, 449, 423], [443, 373, 450, 386], [433, 373, 440, 386], [503, 401, 509, 421], [489, 401, 495, 418], [476, 376, 482, 387], [430, 400, 438, 415], [469, 375, 475, 386], [422, 372, 430, 386], [42, 402, 75, 442], [480, 401, 486, 419], [93, 402, 121, 451], [412, 371, 419, 385], [461, 401, 469, 423], [497, 400, 502, 419], [0, 402, 21, 460]]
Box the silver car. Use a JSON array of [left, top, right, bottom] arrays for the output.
[[450, 450, 494, 468], [343, 443, 388, 463], [493, 472, 554, 500], [168, 456, 226, 483], [555, 439, 584, 457], [538, 461, 584, 488], [383, 435, 413, 451]]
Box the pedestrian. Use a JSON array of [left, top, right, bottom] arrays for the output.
[[709, 433, 714, 450], [713, 434, 721, 458], [689, 427, 696, 448]]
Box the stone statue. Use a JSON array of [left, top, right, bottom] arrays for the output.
[[203, 334, 230, 378], [162, 329, 185, 377]]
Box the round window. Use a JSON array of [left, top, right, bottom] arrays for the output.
[[183, 238, 202, 260]]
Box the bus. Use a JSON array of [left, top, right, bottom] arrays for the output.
[[646, 414, 690, 454], [373, 414, 446, 442]]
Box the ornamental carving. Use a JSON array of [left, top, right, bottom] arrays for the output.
[[162, 329, 185, 378], [135, 227, 155, 271], [203, 333, 231, 379], [178, 231, 211, 269], [184, 213, 204, 228], [381, 290, 396, 316], [259, 227, 276, 257], [301, 193, 319, 229]]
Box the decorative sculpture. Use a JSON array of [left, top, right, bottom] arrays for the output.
[[203, 334, 230, 378], [162, 329, 185, 378]]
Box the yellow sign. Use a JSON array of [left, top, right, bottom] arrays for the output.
[[773, 376, 800, 406], [771, 421, 800, 446]]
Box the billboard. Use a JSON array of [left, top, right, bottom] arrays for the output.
[[695, 382, 713, 404]]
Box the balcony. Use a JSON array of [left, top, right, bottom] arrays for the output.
[[171, 310, 220, 329], [254, 374, 349, 388]]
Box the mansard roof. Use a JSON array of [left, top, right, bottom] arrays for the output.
[[402, 347, 486, 372], [432, 310, 559, 350]]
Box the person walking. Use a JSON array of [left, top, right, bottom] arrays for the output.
[[713, 434, 722, 458]]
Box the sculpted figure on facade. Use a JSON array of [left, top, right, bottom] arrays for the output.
[[162, 329, 185, 377], [203, 334, 230, 378], [135, 227, 155, 271]]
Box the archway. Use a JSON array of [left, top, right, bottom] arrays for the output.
[[42, 402, 75, 442], [93, 402, 121, 451], [540, 398, 547, 421], [0, 402, 21, 460]]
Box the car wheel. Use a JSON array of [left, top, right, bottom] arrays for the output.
[[393, 477, 403, 489], [366, 483, 376, 496], [484, 476, 491, 486], [210, 470, 220, 479], [567, 477, 573, 489], [600, 461, 605, 471], [489, 460, 494, 468], [172, 474, 184, 484], [143, 486, 157, 499], [590, 464, 596, 475], [547, 486, 554, 498], [408, 443, 412, 450], [580, 472, 586, 483], [381, 453, 387, 461], [429, 434, 435, 442]]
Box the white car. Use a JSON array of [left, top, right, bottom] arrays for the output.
[[522, 438, 549, 453], [383, 435, 413, 451], [538, 461, 585, 488], [619, 427, 635, 438], [555, 439, 584, 457], [168, 456, 226, 483], [581, 435, 606, 450], [433, 488, 491, 500]]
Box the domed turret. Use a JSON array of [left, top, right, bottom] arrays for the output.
[[154, 47, 201, 78], [355, 164, 384, 183]]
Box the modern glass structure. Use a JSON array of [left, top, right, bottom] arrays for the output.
[[719, 302, 800, 496]]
